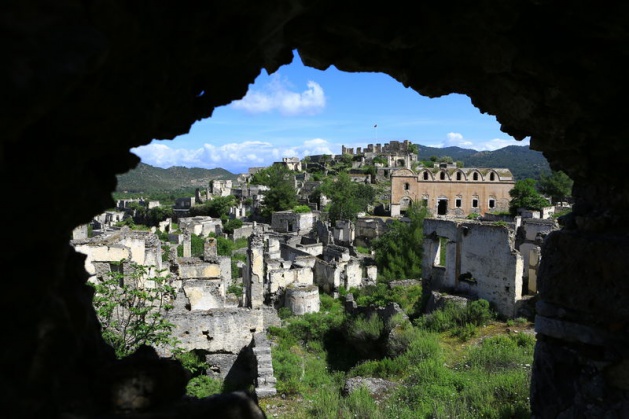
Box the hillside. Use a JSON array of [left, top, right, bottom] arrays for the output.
[[417, 144, 550, 181], [116, 162, 239, 193]]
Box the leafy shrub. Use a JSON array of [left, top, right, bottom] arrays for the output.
[[233, 237, 248, 250], [293, 205, 311, 213], [278, 307, 293, 319], [89, 260, 178, 358], [227, 283, 243, 297], [414, 299, 495, 341], [176, 350, 207, 376], [355, 246, 371, 254], [347, 314, 384, 342], [186, 376, 223, 398], [223, 218, 243, 234]]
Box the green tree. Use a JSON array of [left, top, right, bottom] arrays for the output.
[[251, 165, 298, 218], [319, 172, 375, 224], [372, 205, 426, 281], [189, 195, 236, 218], [89, 260, 178, 358], [408, 143, 419, 155], [223, 218, 243, 234], [538, 170, 573, 204], [146, 205, 174, 227], [509, 178, 551, 215]]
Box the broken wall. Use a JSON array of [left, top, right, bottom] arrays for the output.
[[423, 218, 523, 318]]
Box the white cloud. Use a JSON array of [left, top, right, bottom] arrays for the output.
[[132, 138, 337, 174], [445, 132, 474, 148], [230, 75, 325, 116], [437, 132, 530, 150]]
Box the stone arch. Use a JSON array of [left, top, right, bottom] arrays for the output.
[[3, 3, 629, 417], [399, 196, 413, 212]]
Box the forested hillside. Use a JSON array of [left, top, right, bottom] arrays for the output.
[[417, 144, 550, 180], [116, 162, 238, 193]]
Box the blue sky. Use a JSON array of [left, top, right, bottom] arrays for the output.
[[132, 51, 529, 174]]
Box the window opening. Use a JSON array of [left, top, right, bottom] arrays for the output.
[[434, 236, 448, 267], [437, 198, 448, 215], [472, 198, 479, 208], [473, 172, 479, 181], [455, 198, 462, 208], [440, 171, 445, 180]]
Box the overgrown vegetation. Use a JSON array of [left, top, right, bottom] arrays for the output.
[[316, 171, 376, 224], [89, 260, 178, 358], [262, 292, 533, 418], [509, 178, 551, 215], [372, 205, 426, 281]]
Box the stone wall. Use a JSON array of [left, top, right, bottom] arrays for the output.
[[422, 218, 524, 318], [271, 211, 315, 233], [166, 309, 264, 355], [178, 216, 223, 237]]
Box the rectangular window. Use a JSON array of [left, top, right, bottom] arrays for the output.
[[455, 198, 462, 208], [489, 199, 496, 208], [472, 199, 479, 208]]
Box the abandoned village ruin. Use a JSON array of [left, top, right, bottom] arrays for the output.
[[69, 135, 558, 404], [3, 2, 629, 418]]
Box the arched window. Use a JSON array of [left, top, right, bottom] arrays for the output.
[[490, 172, 495, 181], [456, 172, 462, 181], [473, 172, 479, 181], [423, 171, 429, 180], [440, 171, 445, 180]]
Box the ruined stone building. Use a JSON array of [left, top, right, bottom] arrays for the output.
[[273, 156, 302, 172], [342, 139, 418, 169], [208, 179, 233, 197], [71, 226, 277, 399], [422, 216, 559, 318], [5, 3, 629, 417], [390, 165, 515, 217], [242, 211, 376, 315]]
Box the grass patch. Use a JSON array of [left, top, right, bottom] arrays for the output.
[[264, 294, 533, 418]]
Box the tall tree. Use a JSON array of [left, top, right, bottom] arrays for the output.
[[538, 170, 573, 203], [372, 205, 426, 281], [319, 172, 375, 224], [251, 165, 298, 218], [508, 178, 551, 215], [190, 195, 236, 219]]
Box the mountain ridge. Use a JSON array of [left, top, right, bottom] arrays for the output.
[[116, 163, 239, 193], [117, 144, 550, 193], [417, 144, 550, 180]]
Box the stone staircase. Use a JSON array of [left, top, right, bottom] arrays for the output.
[[253, 332, 277, 398]]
